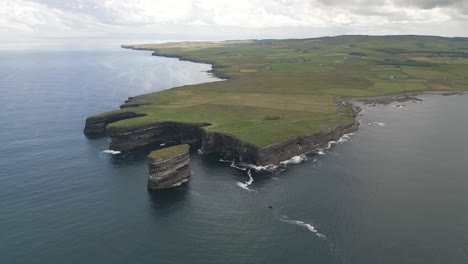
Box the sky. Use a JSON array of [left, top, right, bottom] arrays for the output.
[[1, 0, 468, 41]]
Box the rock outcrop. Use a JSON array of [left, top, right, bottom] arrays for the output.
[[148, 144, 191, 190], [107, 121, 210, 151], [83, 111, 145, 134]]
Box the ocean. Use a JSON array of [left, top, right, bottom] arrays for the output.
[[0, 42, 467, 264]]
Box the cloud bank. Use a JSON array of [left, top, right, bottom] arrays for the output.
[[1, 0, 467, 40]]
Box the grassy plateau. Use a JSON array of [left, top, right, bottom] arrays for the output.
[[95, 35, 468, 146], [148, 144, 189, 160]]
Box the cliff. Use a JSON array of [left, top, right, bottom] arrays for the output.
[[147, 144, 191, 190], [99, 117, 358, 166], [201, 120, 359, 165], [83, 111, 145, 134], [107, 121, 210, 151]]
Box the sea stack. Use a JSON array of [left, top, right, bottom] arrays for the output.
[[147, 144, 191, 190]]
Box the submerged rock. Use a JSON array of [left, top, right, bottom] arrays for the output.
[[147, 144, 191, 190]]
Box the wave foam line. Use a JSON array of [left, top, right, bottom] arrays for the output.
[[317, 132, 355, 155], [171, 177, 189, 187], [230, 132, 355, 172], [101, 150, 121, 155], [368, 122, 386, 127], [237, 169, 254, 191], [280, 216, 326, 239]]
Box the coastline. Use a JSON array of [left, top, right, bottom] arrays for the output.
[[85, 40, 467, 166], [87, 46, 361, 165], [121, 45, 230, 80], [85, 84, 463, 166]]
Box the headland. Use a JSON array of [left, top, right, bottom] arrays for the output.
[[85, 35, 468, 165]]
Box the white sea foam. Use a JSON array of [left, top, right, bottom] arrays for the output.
[[160, 143, 166, 146], [233, 161, 278, 172], [228, 133, 354, 173], [280, 154, 308, 166], [231, 161, 247, 171], [337, 133, 354, 144], [237, 169, 254, 191], [280, 216, 326, 239], [375, 122, 386, 127], [101, 150, 121, 155], [368, 122, 386, 127], [197, 149, 205, 155], [171, 177, 189, 187]]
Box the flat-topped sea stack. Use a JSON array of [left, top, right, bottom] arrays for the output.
[[147, 144, 191, 190]]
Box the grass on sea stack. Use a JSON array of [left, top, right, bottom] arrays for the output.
[[148, 144, 190, 160], [96, 36, 468, 147]]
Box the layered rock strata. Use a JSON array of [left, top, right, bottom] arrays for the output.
[[147, 144, 191, 190], [85, 105, 359, 165], [201, 120, 359, 165], [107, 121, 210, 151]]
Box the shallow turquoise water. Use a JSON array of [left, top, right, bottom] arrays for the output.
[[0, 46, 467, 263]]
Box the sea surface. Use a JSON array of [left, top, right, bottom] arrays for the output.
[[1, 43, 467, 264]]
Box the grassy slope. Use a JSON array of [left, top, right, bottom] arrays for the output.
[[99, 35, 468, 146]]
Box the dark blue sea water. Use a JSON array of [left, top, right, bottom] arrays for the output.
[[1, 43, 467, 264]]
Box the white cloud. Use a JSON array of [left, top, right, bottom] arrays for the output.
[[0, 0, 467, 40]]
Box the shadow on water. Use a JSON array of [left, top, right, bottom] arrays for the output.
[[147, 182, 190, 215], [109, 142, 202, 165]]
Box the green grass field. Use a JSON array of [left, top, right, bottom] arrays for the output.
[[95, 35, 468, 146], [148, 144, 189, 159]]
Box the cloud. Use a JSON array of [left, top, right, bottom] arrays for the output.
[[0, 0, 467, 40], [0, 0, 115, 38]]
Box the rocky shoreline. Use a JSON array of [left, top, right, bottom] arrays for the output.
[[352, 91, 465, 106], [85, 46, 362, 166], [84, 109, 360, 166], [86, 47, 465, 168]]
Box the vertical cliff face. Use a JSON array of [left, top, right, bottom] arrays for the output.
[[200, 120, 359, 165], [201, 130, 259, 163], [148, 144, 191, 190], [255, 120, 359, 165], [83, 112, 145, 134], [85, 104, 360, 166], [107, 121, 210, 151]]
